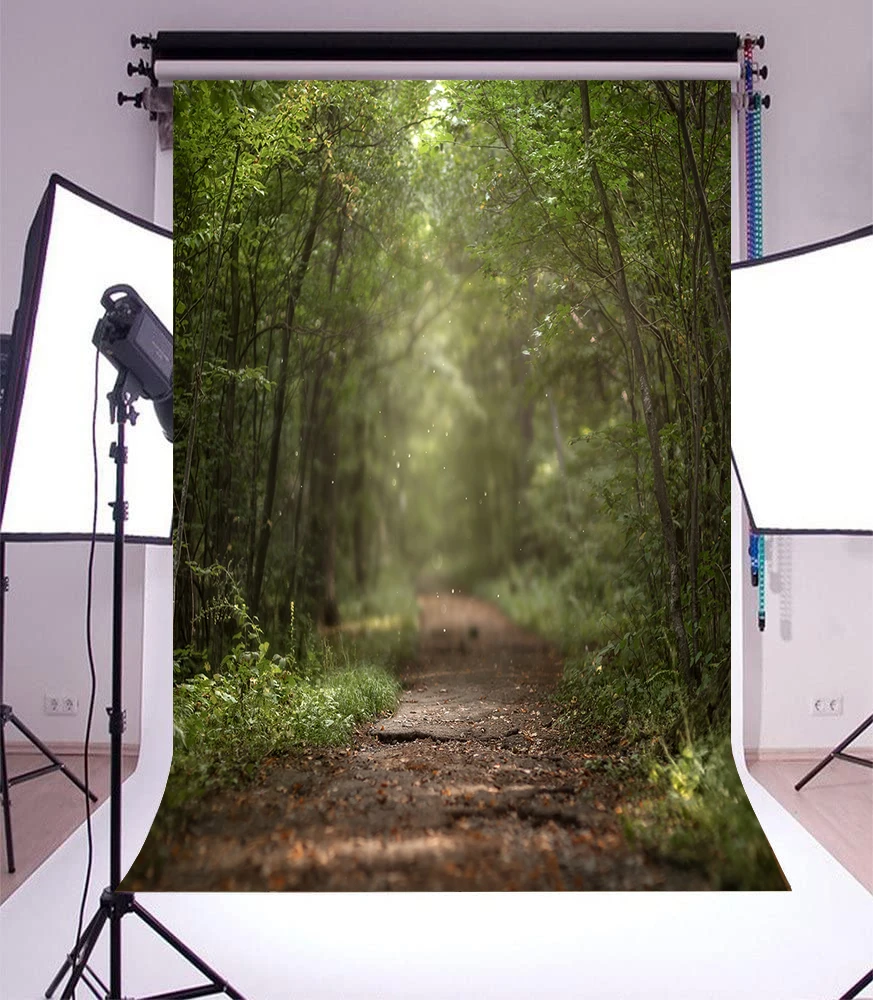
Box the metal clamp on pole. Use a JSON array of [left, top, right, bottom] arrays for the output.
[[732, 91, 772, 111], [105, 707, 126, 738], [741, 33, 765, 49], [117, 91, 144, 109], [117, 34, 172, 149]]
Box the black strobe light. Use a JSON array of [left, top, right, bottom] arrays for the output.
[[94, 285, 173, 440]]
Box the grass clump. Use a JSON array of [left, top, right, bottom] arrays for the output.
[[623, 739, 787, 891], [164, 566, 415, 816], [336, 571, 420, 669], [557, 632, 686, 753], [124, 569, 403, 887], [167, 650, 399, 814], [478, 564, 618, 655], [553, 627, 781, 890]]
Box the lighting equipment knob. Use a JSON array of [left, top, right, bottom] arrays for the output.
[[117, 91, 144, 108]]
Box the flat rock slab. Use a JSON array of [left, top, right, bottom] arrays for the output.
[[372, 722, 518, 742]]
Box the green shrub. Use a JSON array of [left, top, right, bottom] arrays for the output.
[[477, 565, 619, 655], [168, 566, 407, 813], [552, 603, 693, 753], [125, 571, 405, 887], [624, 739, 787, 890], [336, 570, 420, 669], [156, 570, 403, 817], [168, 646, 400, 813]]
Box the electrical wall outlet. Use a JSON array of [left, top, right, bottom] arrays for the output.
[[810, 696, 843, 716], [44, 694, 79, 716]]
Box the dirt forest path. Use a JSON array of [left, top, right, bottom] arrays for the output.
[[155, 594, 707, 891]]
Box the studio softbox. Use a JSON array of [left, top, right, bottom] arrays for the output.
[[732, 223, 873, 819], [732, 226, 873, 536], [0, 174, 172, 541]]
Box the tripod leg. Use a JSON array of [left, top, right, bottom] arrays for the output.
[[794, 753, 835, 791], [796, 713, 873, 790], [131, 899, 248, 999], [840, 968, 873, 999], [8, 711, 97, 801], [45, 905, 108, 999], [0, 714, 16, 872]]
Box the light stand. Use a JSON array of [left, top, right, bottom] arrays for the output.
[[1, 536, 98, 874], [46, 374, 245, 999], [797, 716, 873, 1000], [841, 969, 873, 1000]]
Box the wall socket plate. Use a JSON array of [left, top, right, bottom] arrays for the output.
[[44, 694, 79, 716], [811, 696, 843, 716]]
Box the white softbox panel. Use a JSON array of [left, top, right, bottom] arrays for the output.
[[1, 176, 172, 541], [732, 227, 873, 534]]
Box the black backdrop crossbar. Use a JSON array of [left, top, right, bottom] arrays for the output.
[[152, 31, 741, 65]]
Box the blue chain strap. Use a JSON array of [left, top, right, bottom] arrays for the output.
[[757, 534, 766, 631], [744, 38, 766, 630]]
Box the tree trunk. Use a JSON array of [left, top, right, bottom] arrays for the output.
[[548, 393, 567, 477], [322, 441, 340, 627], [301, 387, 340, 626], [175, 145, 241, 591], [579, 82, 693, 687], [351, 416, 368, 588], [250, 172, 327, 618], [657, 81, 731, 348], [214, 227, 241, 567]]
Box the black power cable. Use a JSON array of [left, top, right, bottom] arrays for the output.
[[68, 347, 101, 996]]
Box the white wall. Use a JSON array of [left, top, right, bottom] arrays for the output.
[[1, 1, 872, 999], [0, 0, 156, 334], [742, 521, 873, 751], [3, 541, 146, 748], [751, 22, 872, 254]]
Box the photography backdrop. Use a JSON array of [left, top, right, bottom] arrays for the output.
[[1, 2, 872, 998]]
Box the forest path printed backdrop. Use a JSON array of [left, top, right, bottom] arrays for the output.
[[143, 594, 707, 892], [150, 79, 784, 893]]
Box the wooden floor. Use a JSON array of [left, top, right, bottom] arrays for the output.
[[1, 750, 138, 902], [747, 753, 873, 893]]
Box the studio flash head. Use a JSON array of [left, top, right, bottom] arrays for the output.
[[93, 284, 173, 440]]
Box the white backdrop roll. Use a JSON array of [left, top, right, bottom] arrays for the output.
[[154, 58, 739, 79]]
